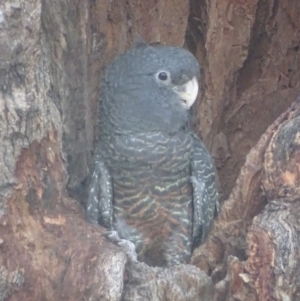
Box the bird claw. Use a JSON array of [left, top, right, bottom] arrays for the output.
[[104, 231, 138, 263]]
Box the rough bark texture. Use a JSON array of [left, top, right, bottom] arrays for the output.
[[188, 0, 300, 201], [247, 101, 300, 300], [0, 1, 127, 300], [0, 0, 300, 300], [192, 101, 300, 301], [123, 263, 214, 301]]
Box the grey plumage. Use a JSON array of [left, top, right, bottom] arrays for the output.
[[86, 43, 219, 267]]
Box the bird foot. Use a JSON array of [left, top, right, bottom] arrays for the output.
[[104, 231, 138, 263]]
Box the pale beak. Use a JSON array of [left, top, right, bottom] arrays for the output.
[[173, 76, 199, 109]]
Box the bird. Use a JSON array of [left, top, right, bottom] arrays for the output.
[[86, 42, 219, 267]]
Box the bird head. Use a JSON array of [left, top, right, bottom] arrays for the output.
[[101, 43, 200, 134]]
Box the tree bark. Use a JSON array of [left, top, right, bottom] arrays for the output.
[[188, 0, 300, 202], [0, 0, 300, 300], [192, 100, 300, 301]]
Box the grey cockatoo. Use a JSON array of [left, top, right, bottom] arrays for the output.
[[86, 43, 219, 267]]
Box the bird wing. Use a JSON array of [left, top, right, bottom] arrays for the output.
[[190, 133, 219, 248], [86, 149, 113, 229]]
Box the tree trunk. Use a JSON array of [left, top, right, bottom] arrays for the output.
[[0, 0, 299, 300]]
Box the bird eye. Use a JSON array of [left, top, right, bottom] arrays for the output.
[[155, 70, 171, 84], [158, 72, 168, 81]]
